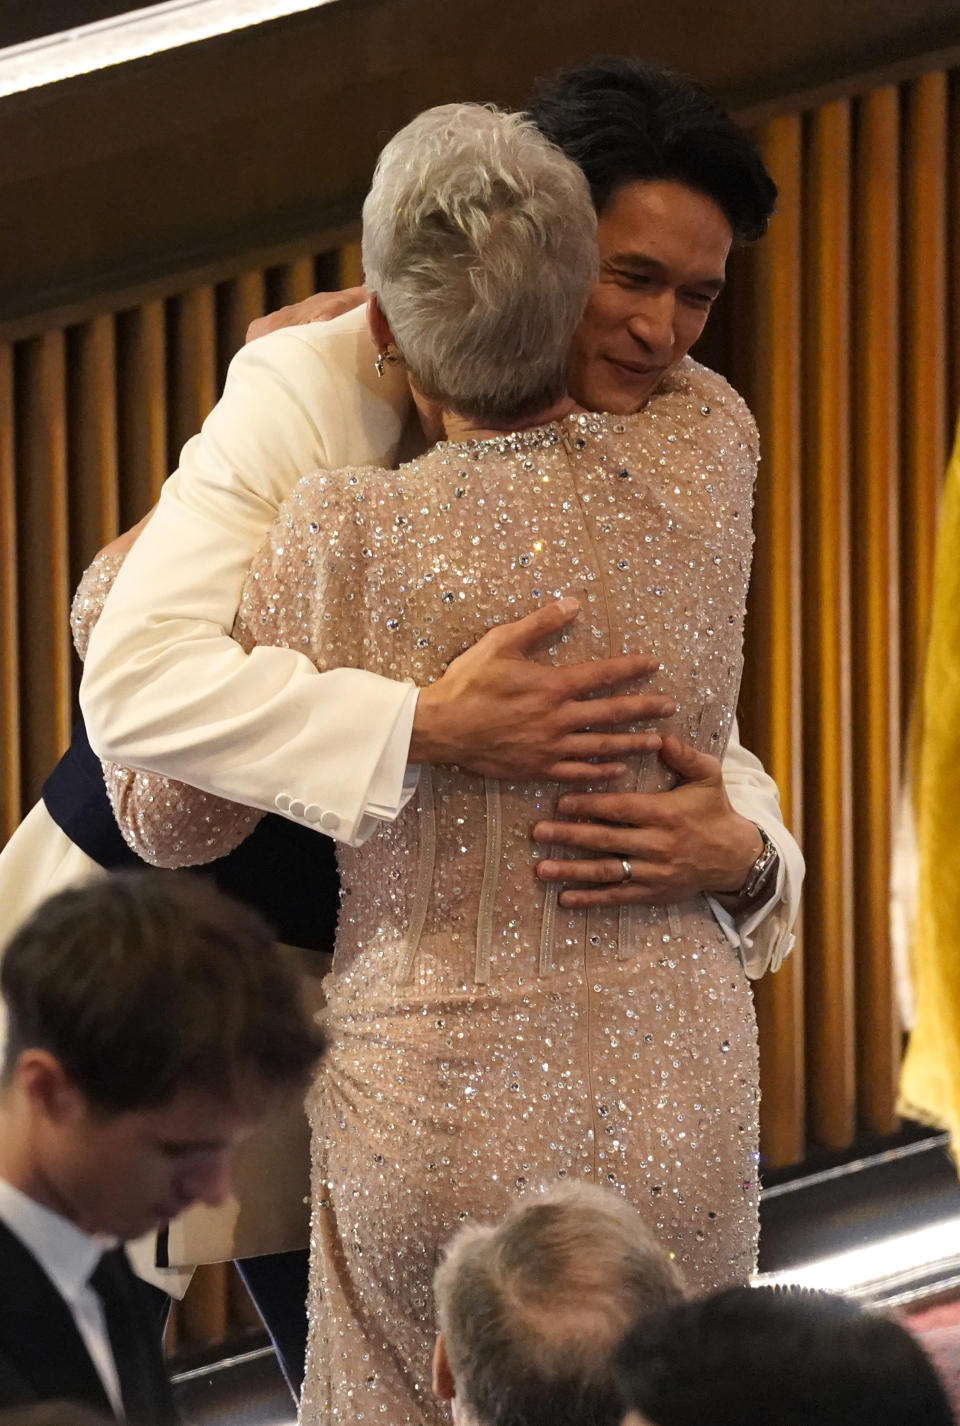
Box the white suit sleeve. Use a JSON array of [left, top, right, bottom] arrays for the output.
[[711, 718, 804, 979], [80, 310, 418, 847]]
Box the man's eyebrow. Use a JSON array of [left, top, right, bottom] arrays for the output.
[[603, 252, 726, 291]]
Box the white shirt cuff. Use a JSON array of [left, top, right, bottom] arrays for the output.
[[354, 684, 421, 840], [708, 854, 785, 946], [707, 842, 795, 979]]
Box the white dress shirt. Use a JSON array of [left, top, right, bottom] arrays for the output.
[[0, 1177, 124, 1416]]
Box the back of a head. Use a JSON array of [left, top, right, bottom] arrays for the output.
[[361, 102, 598, 424], [434, 1182, 685, 1426], [527, 56, 776, 242], [0, 1404, 112, 1426], [614, 1284, 954, 1426], [0, 872, 325, 1112]]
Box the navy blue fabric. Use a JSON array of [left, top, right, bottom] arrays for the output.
[[42, 719, 340, 953], [236, 1250, 310, 1402]]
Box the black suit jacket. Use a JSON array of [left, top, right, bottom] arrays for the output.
[[42, 718, 340, 954], [0, 1222, 177, 1426]]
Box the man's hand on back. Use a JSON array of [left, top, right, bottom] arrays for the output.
[[245, 287, 368, 343], [532, 735, 763, 906], [410, 599, 673, 782], [240, 292, 765, 909]]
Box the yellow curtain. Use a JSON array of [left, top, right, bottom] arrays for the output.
[[899, 415, 960, 1146]]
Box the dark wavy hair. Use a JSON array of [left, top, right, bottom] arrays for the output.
[[528, 57, 777, 242], [613, 1284, 954, 1426], [1, 872, 325, 1111]]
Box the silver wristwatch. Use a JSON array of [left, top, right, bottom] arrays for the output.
[[738, 826, 779, 902]]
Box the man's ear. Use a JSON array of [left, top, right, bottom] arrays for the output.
[[367, 295, 395, 354], [16, 1050, 78, 1122], [432, 1332, 456, 1401]]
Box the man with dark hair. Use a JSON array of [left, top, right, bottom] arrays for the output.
[[613, 1285, 954, 1426], [528, 57, 776, 420], [42, 48, 800, 1405], [432, 1184, 685, 1426], [0, 874, 324, 1424], [528, 57, 776, 239]]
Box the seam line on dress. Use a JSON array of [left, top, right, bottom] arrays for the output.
[[666, 705, 708, 940], [539, 858, 559, 976], [583, 961, 601, 1185], [475, 777, 502, 984], [619, 755, 653, 960], [394, 765, 436, 985]]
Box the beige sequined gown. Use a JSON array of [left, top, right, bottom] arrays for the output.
[[114, 358, 761, 1425]]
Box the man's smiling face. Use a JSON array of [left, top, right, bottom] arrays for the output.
[[567, 178, 733, 414]]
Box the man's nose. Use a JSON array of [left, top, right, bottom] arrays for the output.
[[178, 1154, 232, 1209], [628, 294, 676, 360]]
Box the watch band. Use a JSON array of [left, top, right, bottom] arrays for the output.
[[739, 825, 779, 902]]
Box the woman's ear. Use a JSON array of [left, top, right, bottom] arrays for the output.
[[367, 295, 394, 355]]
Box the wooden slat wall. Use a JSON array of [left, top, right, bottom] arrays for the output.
[[69, 317, 120, 598], [952, 81, 960, 421], [802, 100, 857, 1151], [735, 114, 806, 1169], [851, 88, 902, 1137], [901, 73, 948, 722], [0, 256, 333, 1352], [0, 346, 18, 841], [15, 333, 72, 803], [2, 63, 960, 1342], [731, 66, 960, 1165]]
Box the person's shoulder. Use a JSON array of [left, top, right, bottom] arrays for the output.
[[280, 462, 395, 526], [673, 357, 755, 421], [224, 307, 410, 469], [236, 306, 372, 378], [668, 358, 758, 453]]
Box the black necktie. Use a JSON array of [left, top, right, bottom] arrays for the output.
[[90, 1248, 163, 1425]]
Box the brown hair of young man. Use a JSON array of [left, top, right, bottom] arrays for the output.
[[1, 872, 325, 1112]]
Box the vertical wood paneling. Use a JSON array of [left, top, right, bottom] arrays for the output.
[[217, 270, 267, 383], [0, 345, 18, 840], [69, 315, 119, 583], [735, 114, 807, 1167], [851, 88, 902, 1134], [801, 100, 856, 1149], [339, 241, 364, 289], [116, 300, 168, 524], [169, 286, 218, 461], [16, 332, 72, 807], [901, 72, 948, 726], [176, 1263, 228, 1349], [950, 76, 960, 425], [273, 255, 317, 309], [315, 248, 344, 297], [0, 67, 957, 1345], [226, 1261, 261, 1332]]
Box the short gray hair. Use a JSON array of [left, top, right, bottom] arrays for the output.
[[361, 103, 597, 424], [433, 1183, 686, 1426]]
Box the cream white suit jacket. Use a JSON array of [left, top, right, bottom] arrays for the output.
[[80, 308, 803, 978]]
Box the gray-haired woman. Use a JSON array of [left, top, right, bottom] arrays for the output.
[[103, 104, 760, 1422]]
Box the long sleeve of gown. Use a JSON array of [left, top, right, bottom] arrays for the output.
[[71, 551, 263, 867], [93, 474, 362, 867]]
